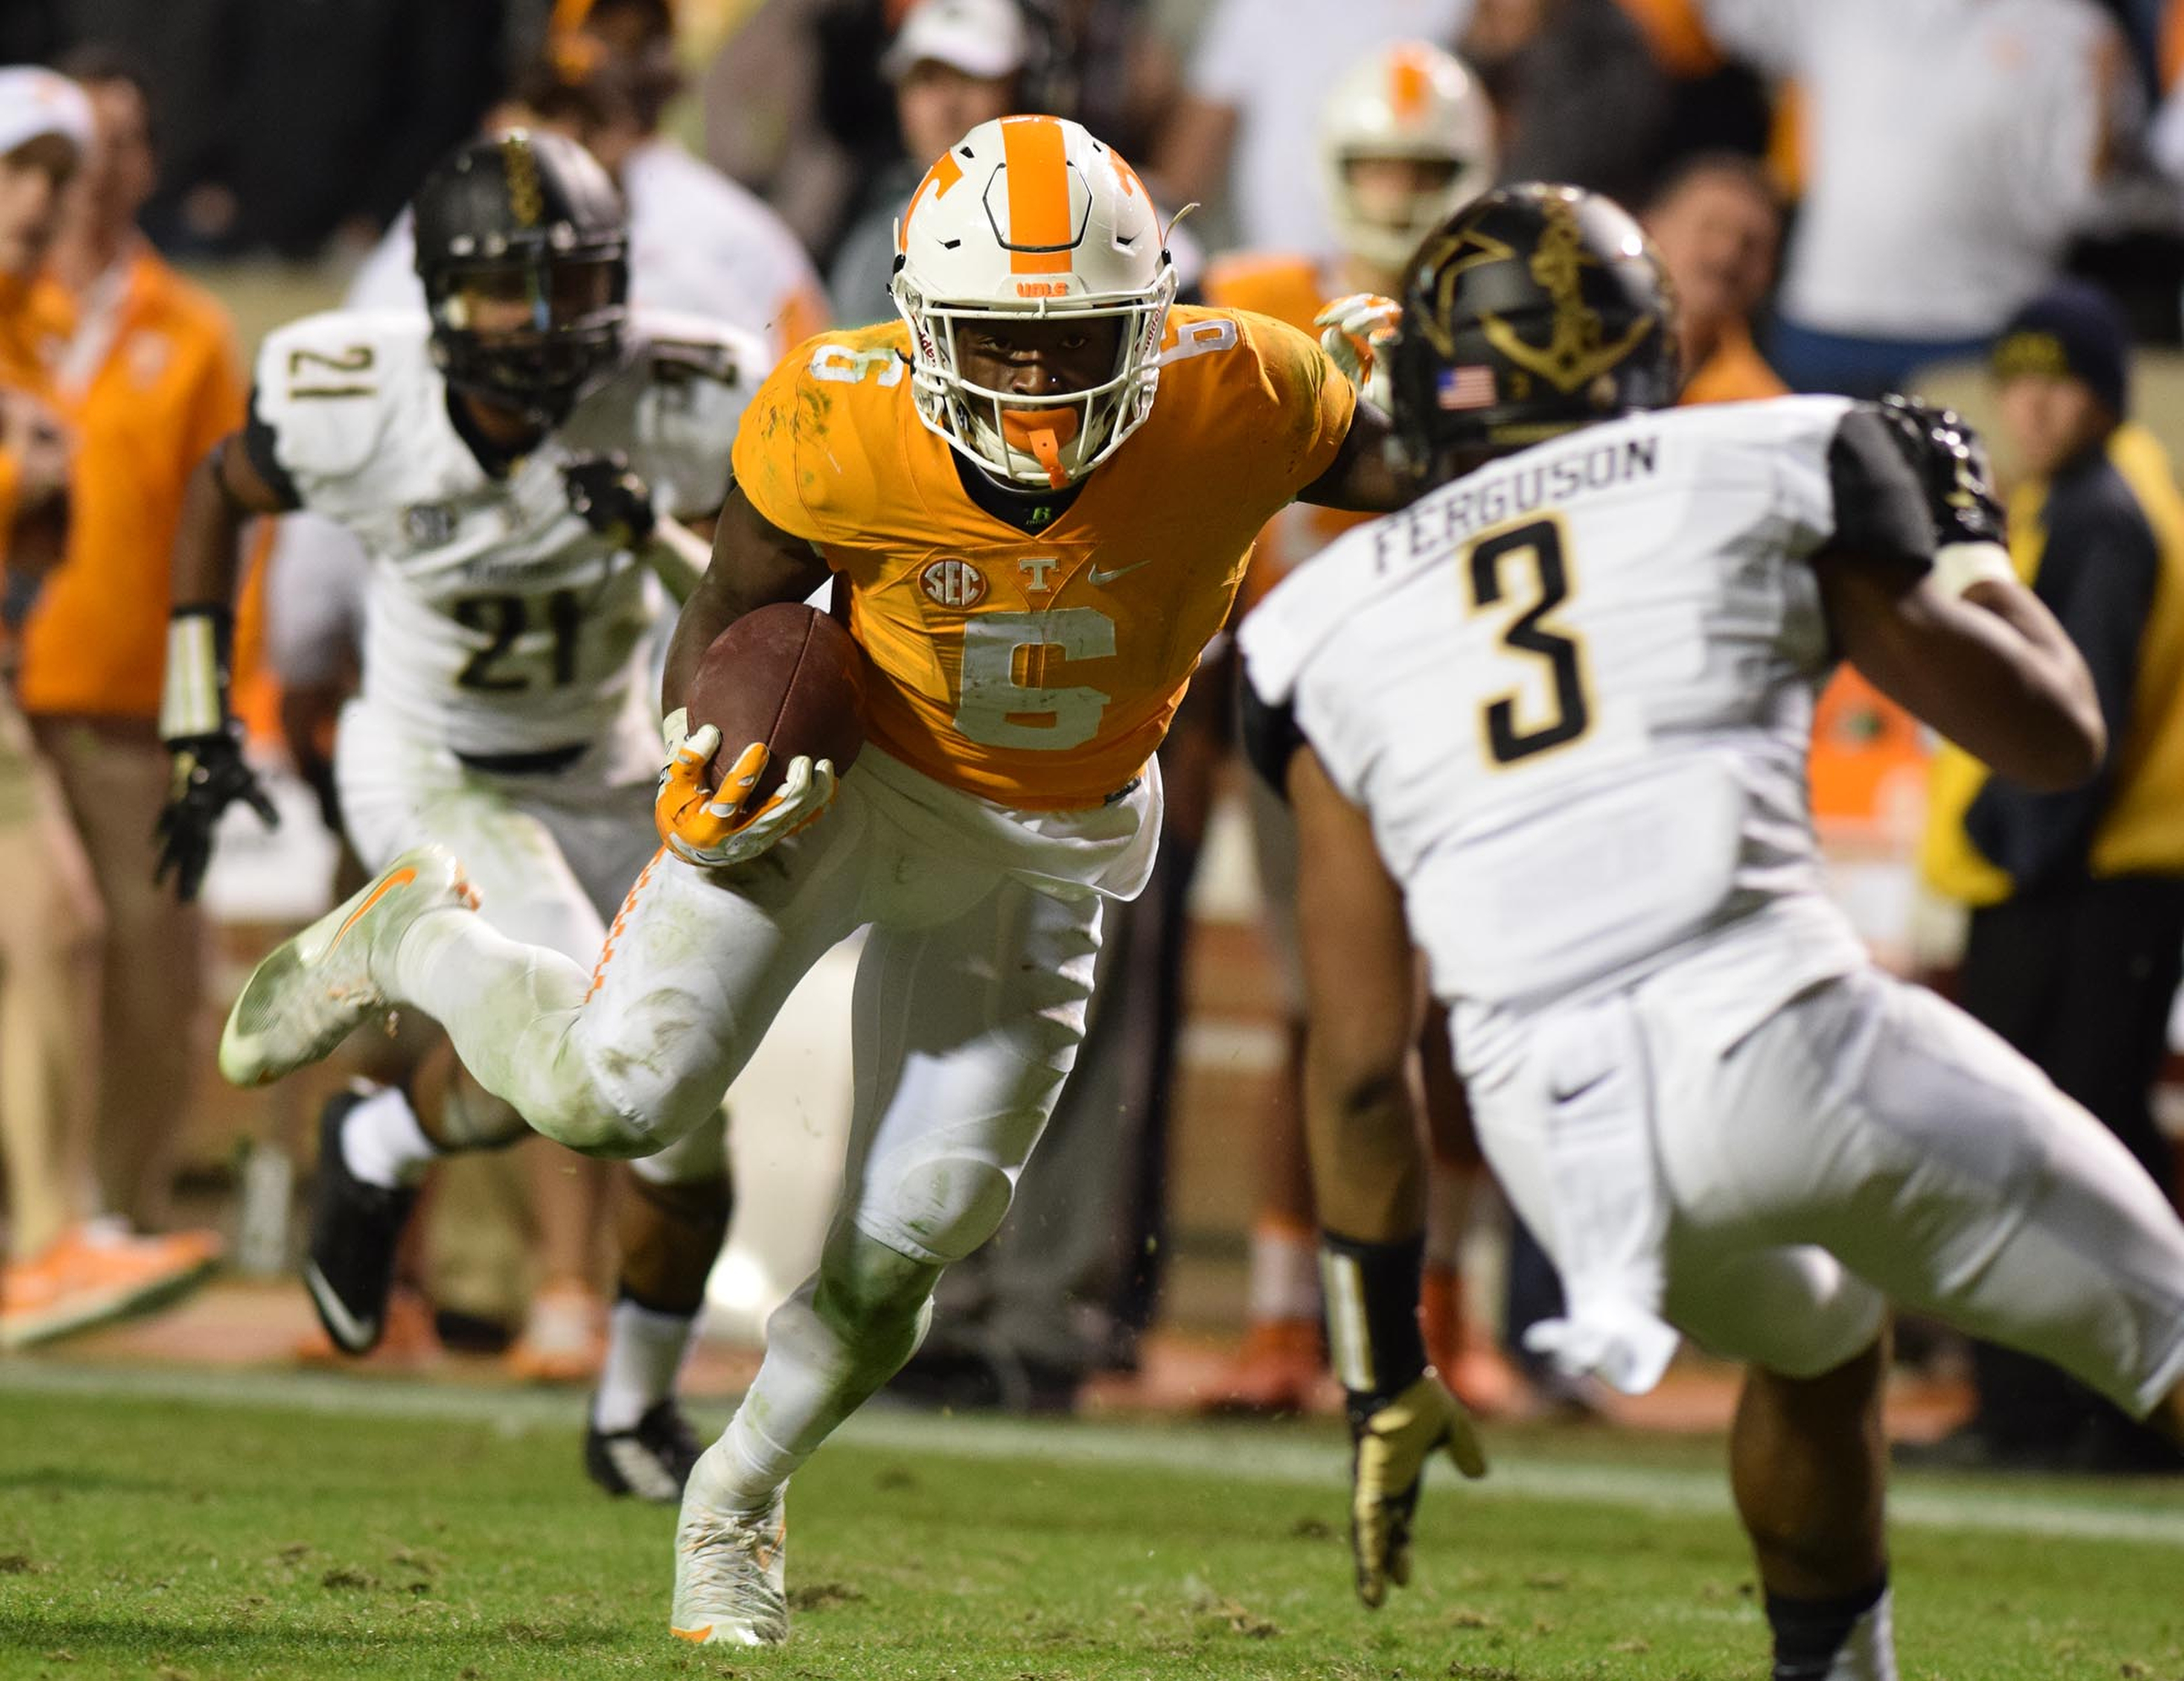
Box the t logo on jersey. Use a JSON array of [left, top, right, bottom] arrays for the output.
[[921, 558, 988, 609]]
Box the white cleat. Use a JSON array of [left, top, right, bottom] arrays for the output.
[[671, 1481, 789, 1646], [219, 846, 479, 1088]]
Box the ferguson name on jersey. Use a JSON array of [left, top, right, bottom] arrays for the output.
[[245, 305, 757, 754], [1242, 392, 1937, 1081]]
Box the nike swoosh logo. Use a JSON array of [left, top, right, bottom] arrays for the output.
[[304, 1260, 378, 1352], [1551, 1069, 1611, 1104], [1086, 558, 1156, 587], [670, 1625, 714, 1644], [327, 867, 416, 955]]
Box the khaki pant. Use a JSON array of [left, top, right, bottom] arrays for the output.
[[31, 716, 205, 1230], [0, 695, 102, 1260]]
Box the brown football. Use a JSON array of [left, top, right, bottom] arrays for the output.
[[684, 603, 868, 806]]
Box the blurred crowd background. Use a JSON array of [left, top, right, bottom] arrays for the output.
[[7, 0, 2184, 1474]]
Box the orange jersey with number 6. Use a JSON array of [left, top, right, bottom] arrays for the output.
[[732, 306, 1355, 808]]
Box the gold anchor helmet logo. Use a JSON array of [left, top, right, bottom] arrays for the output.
[[1421, 192, 1657, 397]]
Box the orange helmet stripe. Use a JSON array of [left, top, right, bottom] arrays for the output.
[[1389, 42, 1433, 122], [898, 150, 966, 252], [1002, 116, 1074, 274]]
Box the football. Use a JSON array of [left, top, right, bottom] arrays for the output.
[[683, 602, 868, 806]]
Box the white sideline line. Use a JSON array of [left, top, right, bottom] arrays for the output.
[[6, 1361, 2184, 1547]]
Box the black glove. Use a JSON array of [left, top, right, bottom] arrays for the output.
[[1875, 394, 2006, 550], [1347, 1374, 1488, 1607], [155, 727, 279, 902], [563, 453, 656, 547]]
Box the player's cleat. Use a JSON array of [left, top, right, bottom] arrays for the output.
[[671, 1480, 789, 1646], [301, 1089, 420, 1355], [219, 846, 478, 1089], [0, 1222, 218, 1350], [586, 1398, 703, 1502]]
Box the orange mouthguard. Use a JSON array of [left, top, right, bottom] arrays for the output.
[[1001, 409, 1080, 489]]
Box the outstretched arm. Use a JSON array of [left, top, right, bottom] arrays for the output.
[[1297, 401, 1412, 514]]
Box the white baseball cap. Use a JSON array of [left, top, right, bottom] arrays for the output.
[[880, 0, 1030, 84], [0, 66, 92, 160]]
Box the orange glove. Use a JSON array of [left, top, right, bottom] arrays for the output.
[[653, 707, 838, 868]]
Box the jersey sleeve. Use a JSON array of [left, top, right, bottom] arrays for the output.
[[729, 337, 831, 546], [248, 312, 397, 509], [728, 329, 902, 550], [1820, 402, 1940, 570], [1232, 310, 1358, 502]]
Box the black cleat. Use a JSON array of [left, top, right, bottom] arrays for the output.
[[586, 1399, 703, 1503], [301, 1088, 420, 1354]]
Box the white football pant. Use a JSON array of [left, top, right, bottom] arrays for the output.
[[1472, 960, 2184, 1414]]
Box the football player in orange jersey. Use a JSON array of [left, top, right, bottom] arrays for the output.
[[217, 113, 1412, 1643], [1200, 40, 1509, 1416]]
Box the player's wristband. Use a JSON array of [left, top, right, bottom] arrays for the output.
[[1320, 1229, 1428, 1413], [160, 603, 233, 744], [1932, 541, 2016, 600]]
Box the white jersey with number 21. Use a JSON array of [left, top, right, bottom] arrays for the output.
[[250, 307, 758, 755]]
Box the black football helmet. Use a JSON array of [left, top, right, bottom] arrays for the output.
[[412, 130, 630, 422], [1388, 183, 1678, 479]]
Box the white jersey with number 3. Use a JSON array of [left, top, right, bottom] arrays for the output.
[[1241, 396, 1939, 1081], [250, 307, 758, 755]]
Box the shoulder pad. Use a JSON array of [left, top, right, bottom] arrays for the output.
[[632, 309, 763, 374], [648, 335, 743, 389], [251, 310, 419, 486]]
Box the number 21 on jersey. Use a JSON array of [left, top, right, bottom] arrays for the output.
[[1463, 516, 1593, 765]]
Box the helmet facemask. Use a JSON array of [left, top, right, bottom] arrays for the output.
[[892, 263, 1178, 491], [427, 239, 629, 425], [1333, 150, 1488, 274], [888, 115, 1179, 492]]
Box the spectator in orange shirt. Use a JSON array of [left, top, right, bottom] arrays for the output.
[[16, 49, 242, 1244], [0, 63, 212, 1349]]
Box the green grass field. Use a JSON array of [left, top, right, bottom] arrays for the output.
[[4, 1365, 2182, 1681]]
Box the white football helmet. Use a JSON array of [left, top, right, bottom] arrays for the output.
[[891, 114, 1178, 490], [1321, 42, 1498, 274]]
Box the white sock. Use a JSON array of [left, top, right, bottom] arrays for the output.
[[339, 1086, 436, 1189], [1829, 1589, 1896, 1681], [1247, 1222, 1321, 1322], [592, 1297, 696, 1432]]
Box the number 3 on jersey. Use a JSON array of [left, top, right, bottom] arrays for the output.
[[1464, 517, 1592, 765]]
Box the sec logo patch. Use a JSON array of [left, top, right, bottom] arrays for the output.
[[920, 558, 987, 609]]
